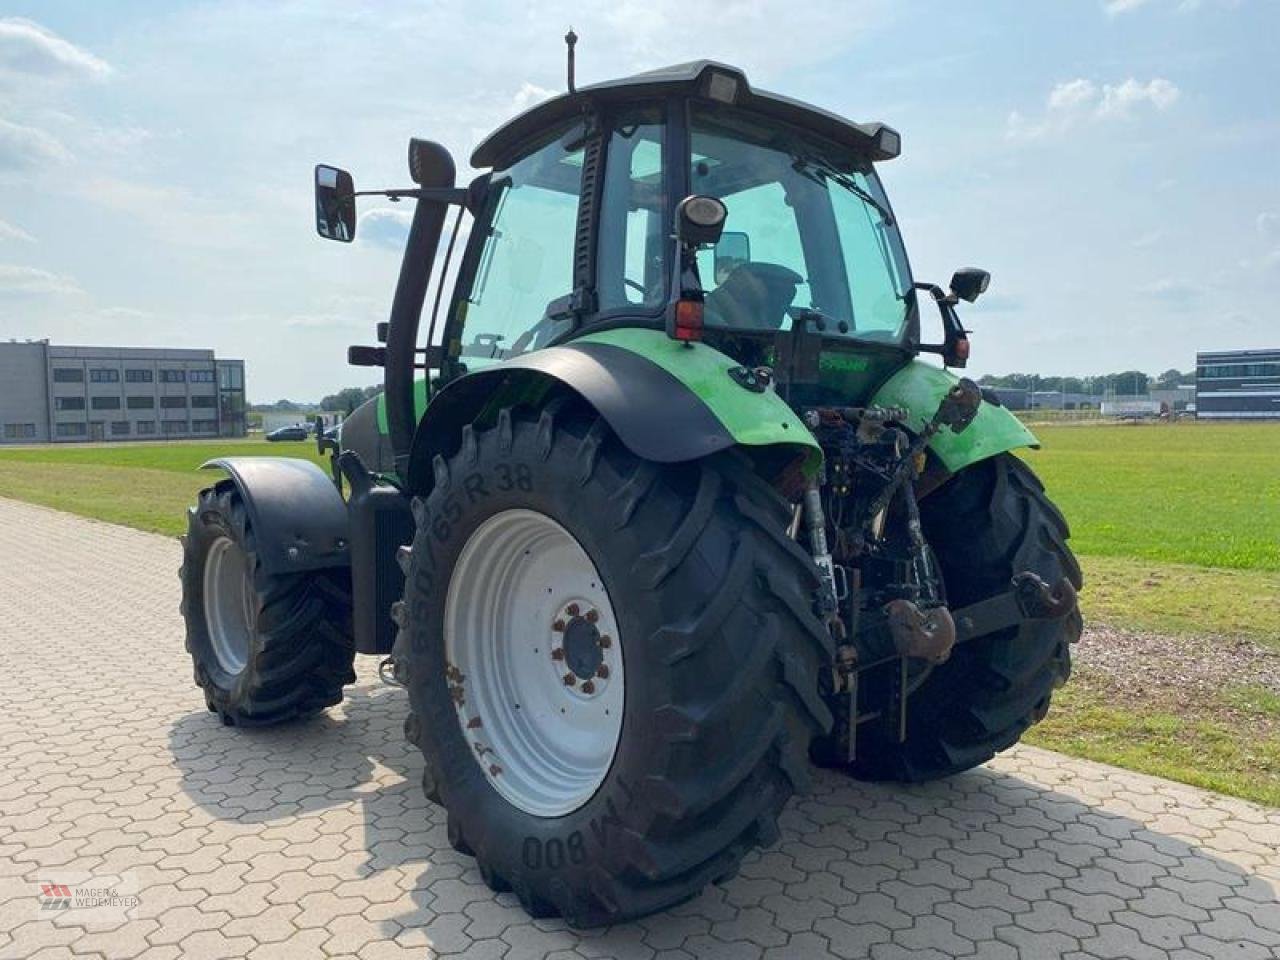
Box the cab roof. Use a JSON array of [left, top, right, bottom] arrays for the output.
[[470, 60, 901, 169]]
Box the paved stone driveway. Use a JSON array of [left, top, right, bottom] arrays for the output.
[[0, 496, 1277, 960]]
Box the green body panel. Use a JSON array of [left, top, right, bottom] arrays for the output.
[[354, 335, 1029, 478], [577, 327, 821, 465], [872, 360, 1039, 472], [374, 379, 430, 434]]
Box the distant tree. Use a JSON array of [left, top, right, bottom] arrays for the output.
[[320, 385, 384, 414], [1100, 371, 1150, 395], [321, 387, 371, 414], [1156, 368, 1196, 387]]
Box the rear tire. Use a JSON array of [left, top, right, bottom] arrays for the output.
[[180, 482, 355, 726], [838, 454, 1082, 782], [395, 404, 832, 927]]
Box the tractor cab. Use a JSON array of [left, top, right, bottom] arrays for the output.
[[447, 61, 919, 404], [320, 59, 988, 483]]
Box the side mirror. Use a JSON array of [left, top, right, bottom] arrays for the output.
[[315, 164, 356, 242], [949, 268, 991, 304], [674, 194, 727, 248], [714, 231, 751, 284]]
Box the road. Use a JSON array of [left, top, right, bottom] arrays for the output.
[[0, 496, 1277, 959]]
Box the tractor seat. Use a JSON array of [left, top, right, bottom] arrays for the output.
[[704, 262, 803, 331]]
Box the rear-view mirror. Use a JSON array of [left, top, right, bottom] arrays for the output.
[[950, 267, 991, 303], [315, 164, 356, 242]]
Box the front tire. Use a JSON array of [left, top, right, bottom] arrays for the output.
[[840, 454, 1082, 782], [396, 404, 832, 926], [180, 483, 356, 726]]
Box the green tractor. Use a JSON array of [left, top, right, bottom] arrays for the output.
[[180, 56, 1081, 926]]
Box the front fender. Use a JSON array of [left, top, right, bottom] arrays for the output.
[[871, 360, 1039, 473], [407, 328, 819, 493], [201, 457, 350, 574]]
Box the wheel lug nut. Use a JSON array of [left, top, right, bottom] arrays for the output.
[[581, 681, 595, 694], [551, 648, 564, 661], [552, 620, 565, 632], [585, 609, 599, 623], [596, 664, 609, 679], [567, 603, 580, 617], [599, 635, 612, 648], [563, 673, 577, 686]]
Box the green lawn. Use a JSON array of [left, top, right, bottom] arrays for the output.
[[2, 420, 1278, 804], [1028, 678, 1280, 807], [1016, 423, 1280, 805], [0, 437, 324, 536], [1020, 422, 1280, 571]]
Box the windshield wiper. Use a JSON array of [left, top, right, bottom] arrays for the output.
[[792, 156, 895, 226]]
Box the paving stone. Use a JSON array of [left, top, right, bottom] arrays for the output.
[[2, 495, 1280, 960]]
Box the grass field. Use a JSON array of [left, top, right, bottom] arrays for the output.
[[1, 421, 1278, 803], [1020, 422, 1279, 571], [0, 438, 325, 536], [1013, 422, 1280, 806]]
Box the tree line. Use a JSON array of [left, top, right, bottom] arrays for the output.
[[255, 368, 1198, 413], [976, 368, 1195, 395]]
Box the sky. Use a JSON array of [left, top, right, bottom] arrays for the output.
[[1, 0, 1278, 402]]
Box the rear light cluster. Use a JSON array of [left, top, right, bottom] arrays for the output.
[[668, 299, 704, 343]]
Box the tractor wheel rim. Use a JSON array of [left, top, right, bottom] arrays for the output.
[[444, 509, 624, 818], [203, 536, 254, 676]]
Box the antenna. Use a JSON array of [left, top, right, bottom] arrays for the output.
[[565, 27, 578, 93]]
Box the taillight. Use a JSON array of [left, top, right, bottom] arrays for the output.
[[670, 299, 704, 343]]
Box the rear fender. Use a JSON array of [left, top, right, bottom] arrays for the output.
[[871, 360, 1039, 474], [406, 328, 820, 494], [201, 457, 350, 574]]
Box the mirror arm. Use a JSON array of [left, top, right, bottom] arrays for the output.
[[353, 186, 469, 205], [915, 282, 970, 368], [913, 280, 958, 307]]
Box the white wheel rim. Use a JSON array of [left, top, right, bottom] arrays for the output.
[[444, 509, 624, 818], [203, 536, 254, 676]]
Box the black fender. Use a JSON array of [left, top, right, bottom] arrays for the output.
[[201, 457, 349, 574], [406, 341, 737, 494]]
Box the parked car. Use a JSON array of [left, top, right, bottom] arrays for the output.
[[265, 425, 309, 442]]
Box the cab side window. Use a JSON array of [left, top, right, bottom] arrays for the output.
[[597, 108, 666, 311], [458, 131, 584, 367]]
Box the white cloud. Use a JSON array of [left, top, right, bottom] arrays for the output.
[[512, 81, 557, 113], [1259, 212, 1278, 239], [1139, 278, 1203, 305], [0, 263, 79, 296], [1096, 78, 1180, 117], [1105, 0, 1240, 13], [1007, 76, 1180, 141], [1047, 79, 1098, 112], [0, 218, 34, 243], [0, 18, 110, 85], [76, 176, 251, 250], [1104, 0, 1157, 13], [0, 117, 71, 170], [358, 207, 413, 249]]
